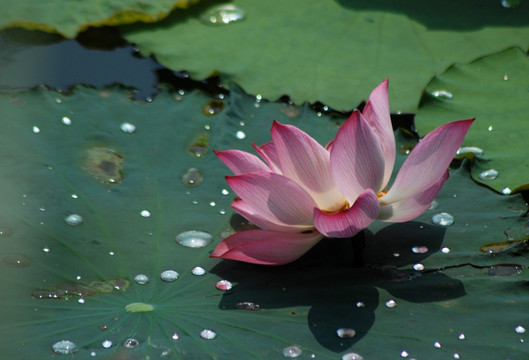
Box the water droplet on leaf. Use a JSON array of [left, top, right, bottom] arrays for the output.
[[502, 0, 520, 8], [32, 126, 40, 133], [134, 274, 149, 284], [413, 263, 425, 271], [434, 341, 441, 348], [386, 299, 397, 308], [282, 345, 302, 358], [430, 90, 453, 100], [120, 122, 136, 133], [61, 116, 72, 125], [399, 144, 414, 155], [191, 266, 206, 276], [432, 212, 454, 226], [200, 329, 217, 340], [216, 279, 233, 291], [200, 4, 246, 26], [235, 301, 260, 310], [411, 246, 429, 254], [102, 340, 112, 348], [140, 210, 151, 218], [458, 333, 466, 340], [342, 353, 364, 360], [52, 340, 78, 354], [400, 350, 408, 357], [188, 133, 209, 158], [336, 328, 356, 338], [65, 214, 83, 226], [235, 130, 246, 139], [478, 169, 498, 180], [182, 168, 204, 187], [160, 270, 179, 282], [502, 187, 512, 195], [456, 146, 484, 158], [125, 302, 154, 312], [515, 325, 526, 333], [176, 230, 212, 248], [123, 338, 140, 348]]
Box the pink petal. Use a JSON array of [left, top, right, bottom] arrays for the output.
[[227, 171, 317, 227], [313, 189, 380, 238], [378, 170, 448, 222], [215, 149, 270, 175], [381, 119, 474, 204], [252, 142, 282, 174], [330, 110, 386, 203], [362, 78, 395, 189], [210, 229, 324, 265], [270, 121, 346, 212], [232, 198, 312, 232]]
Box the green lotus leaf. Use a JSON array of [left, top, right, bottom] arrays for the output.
[[0, 0, 199, 38], [121, 0, 529, 112], [415, 47, 529, 194], [0, 84, 527, 359]]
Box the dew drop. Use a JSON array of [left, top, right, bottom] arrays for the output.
[[453, 353, 460, 359], [134, 274, 149, 284], [202, 100, 225, 116], [282, 345, 302, 358], [176, 230, 213, 248], [65, 214, 83, 226], [478, 169, 498, 180], [400, 350, 408, 357], [235, 301, 261, 310], [488, 125, 493, 131], [456, 146, 484, 158], [200, 4, 246, 26], [188, 133, 209, 158], [502, 187, 512, 195], [209, 201, 216, 207], [428, 200, 439, 210], [342, 353, 364, 360], [140, 210, 151, 218], [458, 333, 466, 340], [32, 289, 67, 299], [411, 246, 429, 254], [216, 279, 233, 291], [399, 145, 414, 155], [221, 188, 229, 195], [356, 301, 365, 308], [120, 122, 136, 133], [43, 247, 50, 253], [71, 193, 79, 199], [336, 328, 356, 338], [502, 0, 520, 8], [236, 130, 246, 139], [172, 333, 179, 340], [515, 325, 526, 334], [441, 247, 451, 254], [413, 263, 425, 271], [200, 329, 217, 340], [182, 168, 204, 187], [160, 270, 179, 282], [123, 338, 140, 349], [2, 254, 31, 268], [125, 302, 154, 312], [386, 299, 397, 308], [434, 341, 441, 348], [52, 340, 78, 354], [191, 266, 206, 276], [32, 126, 40, 133], [102, 339, 112, 348], [432, 212, 454, 226], [430, 90, 453, 100]]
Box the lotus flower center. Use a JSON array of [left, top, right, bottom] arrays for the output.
[[321, 201, 350, 215], [377, 191, 387, 199]]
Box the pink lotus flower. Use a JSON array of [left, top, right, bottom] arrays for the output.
[[211, 79, 474, 265]]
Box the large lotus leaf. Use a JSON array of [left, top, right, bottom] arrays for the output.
[[0, 84, 528, 359], [415, 47, 529, 194], [120, 0, 529, 112], [0, 0, 199, 39]]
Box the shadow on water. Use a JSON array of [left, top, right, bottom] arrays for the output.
[[210, 221, 466, 352]]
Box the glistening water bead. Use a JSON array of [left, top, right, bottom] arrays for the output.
[[191, 266, 206, 276], [282, 345, 302, 358], [336, 328, 356, 338], [432, 212, 454, 226], [65, 214, 83, 226], [478, 169, 498, 180], [134, 274, 149, 284], [160, 270, 179, 282], [342, 353, 364, 360], [200, 329, 217, 340], [215, 279, 233, 291], [120, 122, 136, 133], [175, 230, 213, 248], [200, 4, 246, 26], [182, 168, 204, 187], [52, 340, 78, 354]]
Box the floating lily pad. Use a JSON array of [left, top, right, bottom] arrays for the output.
[[415, 47, 529, 194], [121, 0, 529, 112], [0, 84, 527, 359], [0, 0, 199, 38]]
